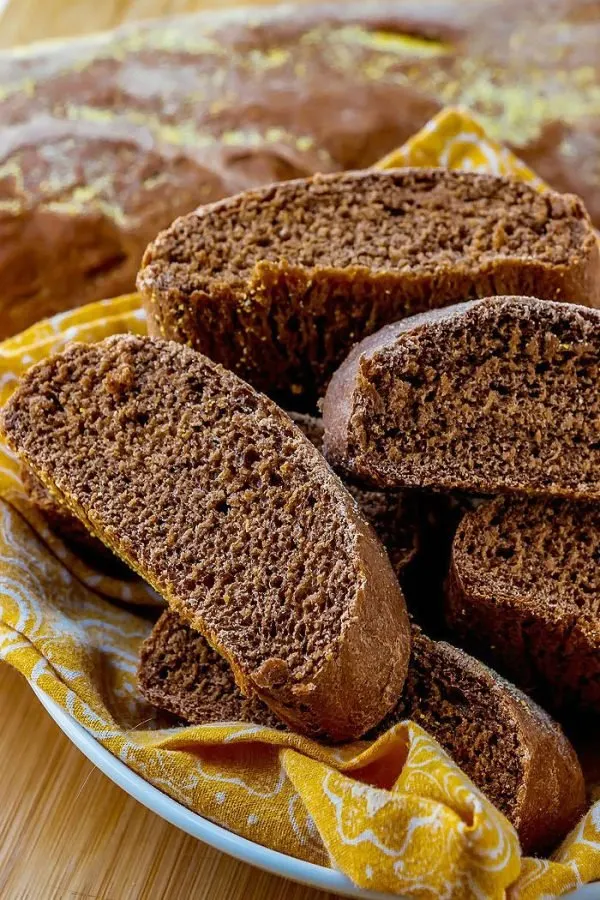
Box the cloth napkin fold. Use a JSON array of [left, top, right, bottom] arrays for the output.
[[1, 108, 599, 899]]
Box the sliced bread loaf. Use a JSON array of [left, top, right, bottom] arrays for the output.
[[323, 296, 600, 499], [138, 169, 600, 408], [139, 611, 585, 854], [1, 335, 410, 740], [447, 495, 600, 715]]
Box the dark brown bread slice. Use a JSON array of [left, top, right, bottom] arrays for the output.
[[385, 626, 586, 854], [1, 335, 410, 741], [138, 169, 600, 408], [139, 610, 585, 854], [139, 610, 283, 730], [20, 465, 126, 573], [447, 495, 600, 716], [323, 295, 600, 499], [289, 413, 419, 578]]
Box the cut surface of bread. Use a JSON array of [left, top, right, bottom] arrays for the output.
[[3, 1, 600, 339], [323, 295, 600, 499], [384, 627, 586, 854], [138, 169, 600, 407], [21, 411, 420, 585], [139, 610, 283, 730], [447, 495, 600, 715], [139, 611, 585, 854], [1, 335, 410, 741]]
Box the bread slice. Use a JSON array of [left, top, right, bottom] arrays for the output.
[[139, 610, 283, 730], [395, 627, 586, 854], [323, 295, 600, 499], [139, 611, 585, 854], [447, 495, 600, 716], [1, 335, 410, 741], [137, 169, 600, 408]]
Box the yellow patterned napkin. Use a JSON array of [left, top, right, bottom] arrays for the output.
[[1, 109, 599, 900], [376, 107, 546, 189]]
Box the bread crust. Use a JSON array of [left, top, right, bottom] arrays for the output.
[[248, 505, 411, 739], [494, 660, 586, 854], [408, 636, 586, 854]]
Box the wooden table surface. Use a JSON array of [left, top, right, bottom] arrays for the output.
[[0, 2, 342, 897], [0, 664, 338, 900]]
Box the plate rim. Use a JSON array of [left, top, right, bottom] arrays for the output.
[[30, 683, 599, 900]]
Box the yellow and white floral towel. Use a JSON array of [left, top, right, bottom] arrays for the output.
[[1, 109, 599, 900]]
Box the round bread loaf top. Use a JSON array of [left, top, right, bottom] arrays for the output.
[[1, 335, 410, 741], [138, 169, 600, 408], [323, 295, 600, 499]]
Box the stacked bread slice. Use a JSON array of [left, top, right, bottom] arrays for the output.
[[447, 497, 600, 717], [2, 335, 411, 742], [4, 169, 598, 855], [138, 168, 600, 409], [140, 610, 584, 855]]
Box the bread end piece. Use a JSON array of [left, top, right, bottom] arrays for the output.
[[1, 334, 411, 742]]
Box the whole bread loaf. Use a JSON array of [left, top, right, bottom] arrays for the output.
[[20, 465, 124, 572], [2, 0, 600, 336], [139, 610, 585, 854], [0, 335, 411, 741], [139, 169, 599, 407], [323, 295, 600, 499], [447, 495, 600, 716]]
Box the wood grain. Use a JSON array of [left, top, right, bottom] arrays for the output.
[[0, 0, 336, 48], [0, 665, 339, 900], [0, 6, 341, 897]]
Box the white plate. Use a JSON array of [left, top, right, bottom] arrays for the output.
[[31, 684, 599, 900]]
